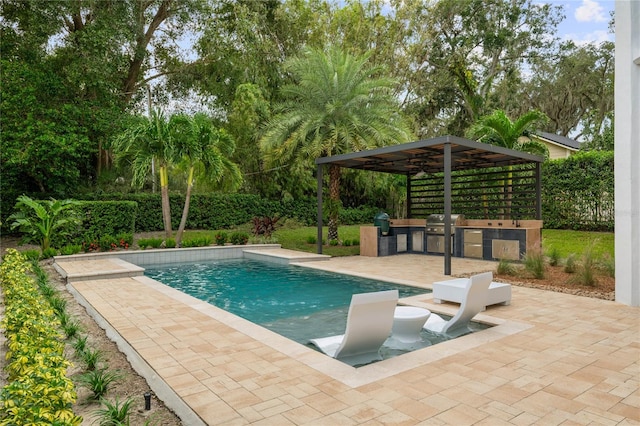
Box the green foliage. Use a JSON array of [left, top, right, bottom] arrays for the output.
[[99, 235, 119, 251], [8, 195, 81, 251], [80, 348, 105, 371], [181, 237, 212, 248], [42, 247, 59, 259], [93, 397, 135, 426], [214, 232, 228, 245], [329, 239, 340, 246], [73, 201, 137, 246], [546, 246, 562, 266], [137, 238, 163, 250], [229, 232, 249, 245], [571, 243, 597, 286], [60, 244, 83, 255], [76, 369, 123, 401], [542, 151, 614, 231], [74, 336, 89, 355], [496, 259, 517, 276], [600, 254, 615, 278], [564, 254, 577, 274], [524, 250, 546, 279], [20, 249, 42, 262], [306, 236, 317, 244], [0, 250, 82, 425], [165, 238, 177, 249], [63, 319, 83, 340]]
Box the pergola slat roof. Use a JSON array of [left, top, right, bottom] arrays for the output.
[[314, 135, 544, 276], [315, 135, 543, 175]]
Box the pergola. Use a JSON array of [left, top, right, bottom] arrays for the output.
[[315, 135, 545, 275]]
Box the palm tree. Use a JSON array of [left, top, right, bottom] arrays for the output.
[[260, 47, 413, 241], [173, 113, 242, 247], [466, 109, 549, 155], [112, 109, 176, 240], [466, 109, 549, 218]]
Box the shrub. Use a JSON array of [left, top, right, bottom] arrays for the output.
[[229, 231, 249, 245], [214, 231, 228, 245], [21, 249, 41, 262], [182, 236, 212, 248], [74, 335, 88, 355], [76, 369, 123, 401], [165, 238, 177, 248], [343, 239, 352, 246], [352, 239, 360, 246], [572, 244, 597, 286], [137, 237, 163, 249], [524, 250, 545, 279], [252, 216, 280, 237], [0, 250, 82, 425], [546, 246, 561, 267], [329, 239, 339, 246], [306, 236, 317, 244], [42, 247, 58, 258], [60, 244, 83, 255], [81, 348, 105, 371], [63, 318, 83, 340], [99, 234, 119, 251], [600, 254, 615, 278], [564, 254, 577, 273], [93, 397, 135, 426], [496, 259, 517, 276], [116, 232, 133, 249]]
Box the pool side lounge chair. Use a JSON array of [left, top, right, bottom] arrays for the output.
[[423, 272, 493, 336], [309, 290, 399, 366]]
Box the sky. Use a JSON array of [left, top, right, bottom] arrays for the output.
[[545, 0, 615, 45]]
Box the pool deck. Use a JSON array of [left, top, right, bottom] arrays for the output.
[[55, 249, 639, 425]]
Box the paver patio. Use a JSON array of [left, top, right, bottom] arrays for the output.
[[57, 252, 639, 425]]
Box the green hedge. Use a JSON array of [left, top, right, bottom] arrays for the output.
[[80, 193, 381, 232], [541, 151, 614, 231]]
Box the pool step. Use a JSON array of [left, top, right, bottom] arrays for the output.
[[54, 257, 144, 283]]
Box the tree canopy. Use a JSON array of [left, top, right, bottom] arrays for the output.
[[1, 0, 614, 221]]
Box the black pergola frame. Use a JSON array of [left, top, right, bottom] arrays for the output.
[[315, 135, 544, 275]]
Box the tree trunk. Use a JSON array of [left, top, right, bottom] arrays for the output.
[[175, 167, 194, 247], [160, 166, 172, 240], [328, 164, 341, 242]]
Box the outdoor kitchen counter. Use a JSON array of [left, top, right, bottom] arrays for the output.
[[360, 219, 542, 259]]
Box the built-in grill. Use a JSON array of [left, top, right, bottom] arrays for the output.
[[426, 214, 465, 254]]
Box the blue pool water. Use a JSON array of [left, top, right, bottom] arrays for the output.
[[145, 259, 489, 358]]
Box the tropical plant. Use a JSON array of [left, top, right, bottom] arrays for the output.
[[466, 109, 549, 218], [112, 109, 177, 240], [0, 250, 82, 425], [8, 195, 81, 252], [172, 113, 242, 246], [260, 46, 413, 241], [466, 109, 549, 155], [76, 369, 123, 401], [93, 397, 135, 426]]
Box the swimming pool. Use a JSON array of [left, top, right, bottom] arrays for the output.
[[145, 258, 490, 357]]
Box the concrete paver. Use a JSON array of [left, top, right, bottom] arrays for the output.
[[58, 252, 639, 425]]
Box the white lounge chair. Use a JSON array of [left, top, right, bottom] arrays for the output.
[[423, 272, 493, 336], [309, 290, 399, 366]]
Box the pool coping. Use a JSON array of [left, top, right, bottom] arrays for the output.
[[55, 246, 534, 423]]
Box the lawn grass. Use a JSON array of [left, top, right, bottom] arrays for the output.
[[140, 226, 615, 260], [541, 229, 614, 260]]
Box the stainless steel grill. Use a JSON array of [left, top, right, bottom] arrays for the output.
[[426, 214, 465, 254]]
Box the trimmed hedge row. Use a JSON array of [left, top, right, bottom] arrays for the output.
[[541, 151, 614, 231], [0, 250, 82, 425], [77, 193, 382, 232]]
